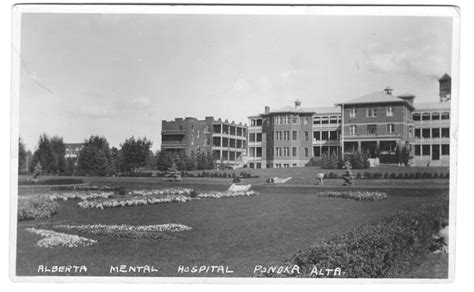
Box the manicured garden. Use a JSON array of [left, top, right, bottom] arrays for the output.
[[16, 176, 449, 278]]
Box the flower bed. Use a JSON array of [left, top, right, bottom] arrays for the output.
[[198, 190, 259, 199], [53, 224, 192, 240], [48, 191, 114, 201], [128, 188, 193, 196], [26, 228, 96, 248], [317, 191, 388, 201], [77, 194, 191, 209], [18, 195, 59, 221]]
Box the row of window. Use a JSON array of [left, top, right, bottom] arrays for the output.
[[275, 147, 310, 158], [414, 128, 450, 139], [348, 124, 395, 135], [274, 131, 310, 141], [274, 115, 311, 125], [413, 112, 450, 121], [314, 130, 338, 141], [414, 144, 450, 156], [212, 137, 246, 148], [313, 116, 341, 125], [249, 133, 262, 142], [348, 106, 394, 119], [248, 147, 263, 157], [212, 150, 242, 161], [212, 124, 246, 136], [250, 119, 263, 127]]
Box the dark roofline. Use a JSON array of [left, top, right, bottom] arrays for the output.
[[336, 100, 415, 110]]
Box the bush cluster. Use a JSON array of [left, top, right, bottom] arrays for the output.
[[277, 198, 449, 278], [18, 195, 59, 221], [182, 171, 258, 179], [360, 171, 449, 180], [320, 151, 370, 170]]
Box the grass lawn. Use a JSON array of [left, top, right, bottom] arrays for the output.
[[15, 180, 448, 278]]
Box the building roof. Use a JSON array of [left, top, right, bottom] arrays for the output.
[[439, 73, 451, 81], [414, 101, 451, 111], [339, 91, 415, 109], [267, 106, 316, 114]]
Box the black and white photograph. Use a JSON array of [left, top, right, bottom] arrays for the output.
[[10, 4, 459, 282]]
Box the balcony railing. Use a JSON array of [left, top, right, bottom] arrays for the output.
[[161, 129, 186, 135]]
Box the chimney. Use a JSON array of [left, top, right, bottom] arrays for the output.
[[384, 86, 393, 95], [264, 106, 270, 114], [294, 99, 302, 110]]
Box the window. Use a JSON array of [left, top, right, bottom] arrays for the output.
[[349, 108, 356, 118], [422, 113, 430, 121], [432, 113, 440, 120], [304, 131, 309, 141], [321, 117, 329, 124], [274, 116, 280, 125], [292, 147, 297, 157], [256, 147, 262, 157], [422, 128, 430, 139], [415, 128, 421, 138], [303, 117, 310, 125], [313, 117, 321, 125], [442, 144, 450, 155], [386, 106, 394, 117], [249, 133, 256, 142], [314, 131, 321, 141], [284, 131, 290, 141], [314, 147, 321, 157], [256, 133, 262, 142], [441, 112, 450, 120], [415, 145, 421, 156], [204, 126, 210, 133], [292, 131, 297, 140], [367, 124, 377, 135], [441, 128, 450, 138], [276, 147, 282, 157], [292, 116, 299, 124], [422, 145, 431, 156], [305, 148, 309, 157], [321, 131, 329, 140], [387, 124, 395, 134], [257, 119, 262, 126], [413, 113, 421, 121], [432, 128, 440, 138], [330, 116, 338, 124], [283, 147, 290, 157], [367, 108, 377, 117], [329, 130, 338, 141], [349, 125, 357, 135]]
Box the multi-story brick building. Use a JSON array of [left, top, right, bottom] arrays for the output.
[[246, 74, 451, 168], [161, 117, 247, 168], [248, 101, 337, 168], [338, 86, 415, 159]]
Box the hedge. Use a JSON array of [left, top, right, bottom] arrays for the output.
[[265, 197, 449, 278], [18, 195, 59, 221]]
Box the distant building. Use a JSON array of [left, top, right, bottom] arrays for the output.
[[161, 117, 247, 168], [65, 143, 84, 159]]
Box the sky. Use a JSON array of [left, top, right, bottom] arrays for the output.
[[18, 13, 453, 151]]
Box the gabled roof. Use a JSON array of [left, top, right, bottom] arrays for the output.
[[439, 73, 451, 81], [339, 91, 415, 109]]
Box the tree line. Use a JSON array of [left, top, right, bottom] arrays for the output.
[[18, 134, 216, 176]]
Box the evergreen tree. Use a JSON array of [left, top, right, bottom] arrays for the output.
[[18, 137, 27, 174], [77, 136, 113, 176], [30, 134, 65, 174]]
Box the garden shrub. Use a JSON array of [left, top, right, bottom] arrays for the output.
[[232, 177, 241, 183], [364, 172, 372, 179], [433, 173, 439, 179], [18, 195, 59, 221], [383, 173, 389, 179], [415, 172, 422, 179], [19, 178, 85, 186], [397, 173, 404, 179], [408, 173, 415, 179], [190, 190, 199, 198], [445, 172, 450, 179], [276, 197, 449, 278], [389, 173, 396, 179], [404, 173, 409, 179], [356, 173, 362, 179]]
